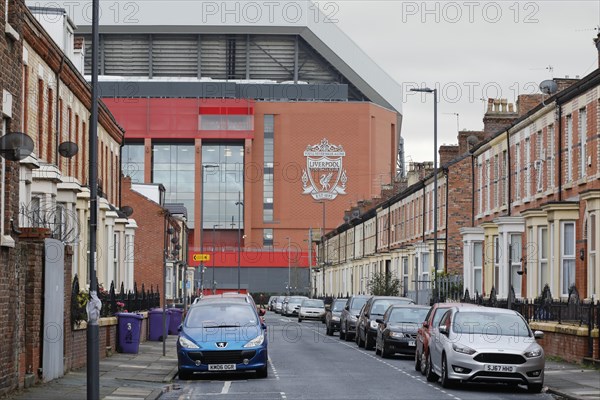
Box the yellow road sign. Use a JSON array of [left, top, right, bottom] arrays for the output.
[[192, 253, 210, 262]]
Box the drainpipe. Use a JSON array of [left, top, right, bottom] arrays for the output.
[[55, 55, 66, 164], [422, 185, 426, 241], [444, 169, 449, 274], [557, 102, 563, 201], [506, 131, 512, 216], [471, 154, 475, 226], [118, 141, 124, 206]]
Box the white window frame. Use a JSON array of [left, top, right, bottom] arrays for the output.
[[494, 235, 500, 290], [515, 143, 521, 200], [473, 241, 483, 295], [536, 131, 544, 193], [166, 264, 173, 299], [478, 160, 483, 214], [421, 252, 429, 290], [510, 234, 522, 298], [579, 108, 587, 179], [566, 115, 573, 182], [485, 159, 491, 211], [538, 226, 549, 292], [502, 150, 508, 206], [402, 257, 409, 296], [561, 221, 576, 297], [524, 138, 531, 199], [547, 125, 555, 189], [493, 154, 499, 208], [0, 119, 12, 247], [113, 233, 120, 285], [588, 213, 597, 299]]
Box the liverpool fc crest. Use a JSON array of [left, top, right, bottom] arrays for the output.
[[302, 138, 347, 200]]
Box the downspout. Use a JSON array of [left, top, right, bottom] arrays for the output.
[[118, 141, 123, 207], [471, 154, 475, 226], [557, 102, 563, 201], [444, 169, 449, 274], [506, 131, 512, 216], [422, 185, 426, 241], [55, 55, 66, 164]]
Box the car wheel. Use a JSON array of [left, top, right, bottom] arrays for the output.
[[298, 317, 302, 322], [364, 332, 374, 350], [420, 351, 428, 376], [356, 331, 364, 348], [425, 353, 438, 382], [178, 369, 193, 380], [256, 364, 268, 379], [440, 354, 454, 388], [374, 341, 381, 355], [339, 324, 346, 340], [527, 382, 544, 393], [415, 349, 422, 371], [381, 343, 391, 358]]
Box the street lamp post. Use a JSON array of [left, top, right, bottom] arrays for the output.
[[200, 164, 219, 296], [410, 87, 439, 302], [211, 224, 221, 294], [235, 192, 243, 293], [285, 237, 291, 296], [318, 201, 326, 297]]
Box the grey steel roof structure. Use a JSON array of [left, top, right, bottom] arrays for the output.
[[39, 0, 403, 114]]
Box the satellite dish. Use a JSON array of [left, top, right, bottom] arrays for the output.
[[467, 135, 479, 146], [58, 141, 79, 158], [539, 80, 558, 95], [0, 132, 34, 161], [121, 206, 134, 217]]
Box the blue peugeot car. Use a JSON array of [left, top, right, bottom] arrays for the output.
[[177, 299, 268, 379]]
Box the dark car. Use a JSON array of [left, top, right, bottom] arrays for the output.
[[375, 305, 430, 358], [325, 298, 347, 335], [177, 300, 268, 379], [339, 295, 370, 341], [356, 296, 414, 350]]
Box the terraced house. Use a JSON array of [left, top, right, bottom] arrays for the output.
[[316, 57, 599, 305]]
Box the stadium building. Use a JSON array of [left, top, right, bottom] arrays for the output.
[[49, 0, 404, 295]]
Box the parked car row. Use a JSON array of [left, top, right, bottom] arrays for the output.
[[277, 294, 546, 393]]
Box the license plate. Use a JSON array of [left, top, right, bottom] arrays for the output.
[[408, 341, 416, 347], [208, 364, 236, 371], [484, 364, 515, 373]]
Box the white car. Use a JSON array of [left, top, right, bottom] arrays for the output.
[[298, 299, 326, 322], [426, 306, 545, 392]]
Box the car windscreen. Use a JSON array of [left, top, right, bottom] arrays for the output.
[[186, 304, 258, 328], [350, 297, 367, 312], [332, 300, 346, 312], [288, 298, 305, 305], [388, 308, 429, 324], [371, 299, 411, 316], [452, 311, 531, 337], [302, 300, 324, 308]]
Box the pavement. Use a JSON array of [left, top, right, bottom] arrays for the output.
[[4, 336, 178, 400], [2, 335, 599, 400]]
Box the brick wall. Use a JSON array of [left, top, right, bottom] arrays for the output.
[[0, 0, 25, 394], [446, 156, 474, 274], [120, 177, 168, 303], [530, 322, 600, 363]]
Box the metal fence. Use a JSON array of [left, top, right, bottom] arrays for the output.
[[71, 274, 160, 328]]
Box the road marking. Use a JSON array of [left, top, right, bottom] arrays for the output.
[[268, 356, 280, 380], [308, 326, 463, 400], [220, 381, 231, 394], [280, 391, 287, 399]]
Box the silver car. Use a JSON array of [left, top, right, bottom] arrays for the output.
[[427, 306, 545, 392], [298, 299, 326, 322], [283, 296, 308, 317]]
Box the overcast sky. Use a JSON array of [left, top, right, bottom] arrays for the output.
[[329, 1, 599, 166]]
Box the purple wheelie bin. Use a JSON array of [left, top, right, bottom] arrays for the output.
[[117, 312, 143, 353]]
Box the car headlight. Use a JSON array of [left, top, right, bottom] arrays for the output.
[[524, 345, 543, 358], [389, 332, 405, 339], [332, 316, 340, 321], [370, 320, 378, 329], [452, 343, 476, 355], [243, 333, 265, 348], [178, 336, 200, 349]]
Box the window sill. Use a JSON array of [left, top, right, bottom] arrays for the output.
[[5, 23, 20, 41], [1, 234, 15, 248]]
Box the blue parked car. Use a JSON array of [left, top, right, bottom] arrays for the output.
[[177, 299, 268, 379]]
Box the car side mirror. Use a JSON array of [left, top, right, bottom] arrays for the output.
[[534, 330, 544, 339], [261, 322, 267, 331], [422, 321, 429, 329], [439, 325, 448, 335], [178, 324, 183, 332], [375, 318, 384, 324], [258, 308, 266, 316], [345, 305, 349, 311]]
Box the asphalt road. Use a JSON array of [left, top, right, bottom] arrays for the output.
[[161, 312, 556, 400]]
